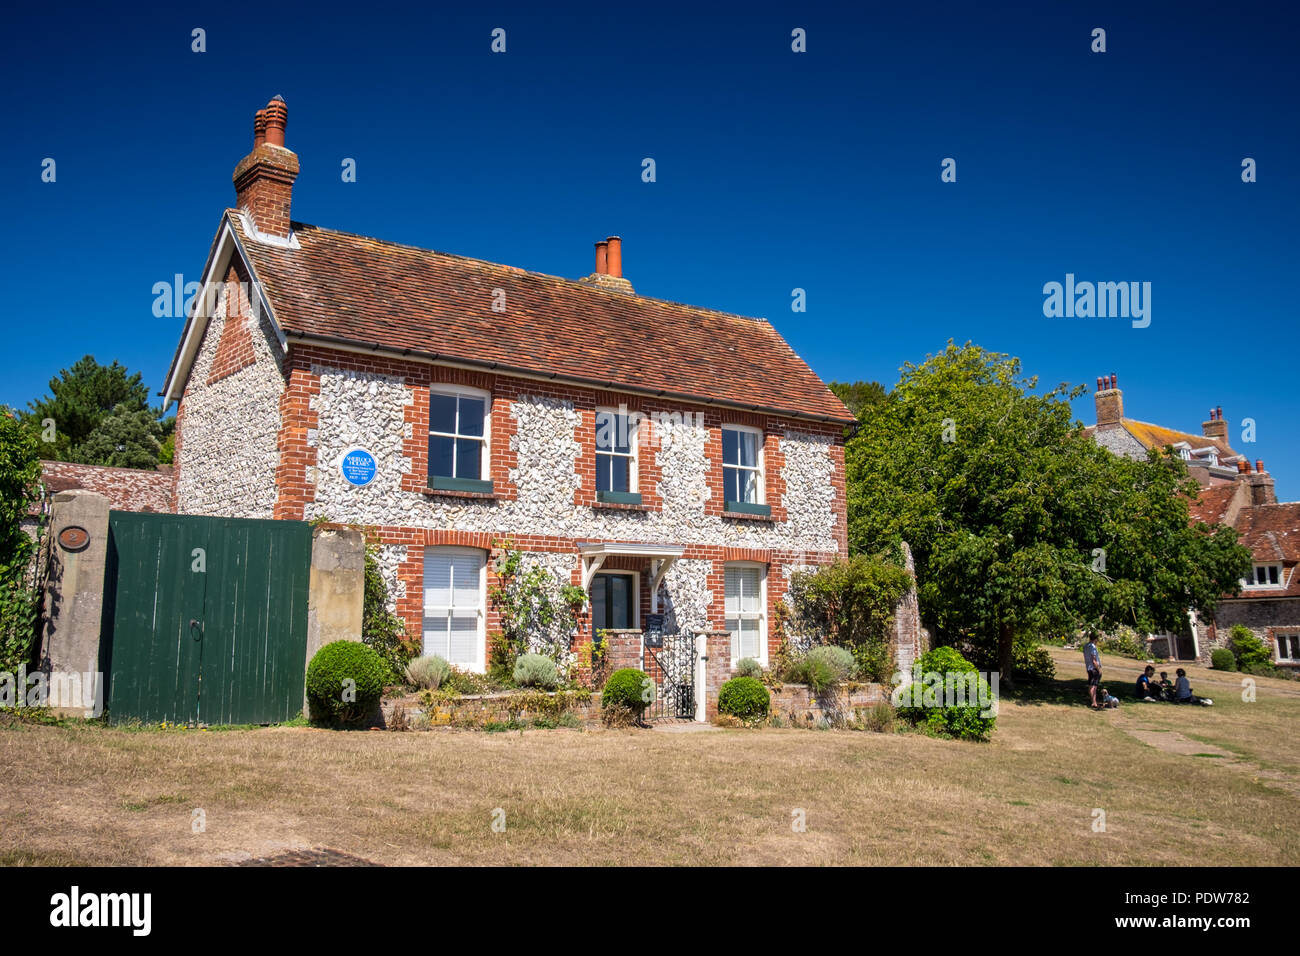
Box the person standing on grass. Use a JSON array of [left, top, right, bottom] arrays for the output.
[[1083, 635, 1102, 708]]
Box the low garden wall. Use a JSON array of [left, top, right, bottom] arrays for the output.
[[766, 681, 888, 727], [381, 689, 600, 729]]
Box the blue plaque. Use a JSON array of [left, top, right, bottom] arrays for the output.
[[340, 447, 377, 487]]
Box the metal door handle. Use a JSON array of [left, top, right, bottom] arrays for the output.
[[190, 619, 203, 639]]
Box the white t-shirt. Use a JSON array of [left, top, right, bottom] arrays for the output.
[[1083, 642, 1100, 671]]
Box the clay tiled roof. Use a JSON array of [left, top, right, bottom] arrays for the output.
[[1189, 483, 1240, 525], [228, 212, 854, 424], [1234, 503, 1300, 564], [1121, 419, 1237, 459]]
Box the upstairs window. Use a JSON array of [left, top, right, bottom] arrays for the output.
[[1245, 564, 1283, 588], [595, 409, 640, 504], [429, 386, 490, 491], [722, 425, 766, 513]]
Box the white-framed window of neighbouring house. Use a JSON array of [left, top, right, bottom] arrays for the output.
[[725, 562, 766, 666], [1244, 564, 1283, 588], [422, 546, 486, 671], [1276, 630, 1300, 663], [428, 384, 490, 490], [721, 424, 764, 507]]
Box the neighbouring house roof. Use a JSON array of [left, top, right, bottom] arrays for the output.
[[168, 210, 856, 425], [1235, 503, 1300, 564], [1188, 483, 1241, 526], [39, 460, 176, 513], [1118, 419, 1238, 459]]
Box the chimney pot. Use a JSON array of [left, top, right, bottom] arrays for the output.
[[263, 96, 288, 148], [253, 109, 268, 148], [1216, 405, 1223, 421], [1096, 376, 1103, 392], [1110, 373, 1117, 389], [605, 236, 622, 279], [1256, 459, 1265, 473], [594, 240, 608, 275]]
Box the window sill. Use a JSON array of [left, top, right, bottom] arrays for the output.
[[593, 499, 651, 512], [723, 503, 774, 521], [596, 490, 643, 506], [421, 485, 498, 501], [429, 476, 494, 494]]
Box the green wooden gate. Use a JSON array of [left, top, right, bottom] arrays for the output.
[[102, 511, 311, 725]]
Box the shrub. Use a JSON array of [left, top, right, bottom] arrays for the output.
[[858, 700, 896, 733], [717, 677, 770, 721], [1015, 643, 1057, 682], [798, 645, 856, 693], [1210, 648, 1237, 672], [1229, 626, 1272, 670], [1098, 628, 1148, 660], [306, 640, 388, 725], [786, 553, 912, 682], [362, 547, 414, 683], [405, 654, 451, 690], [602, 668, 653, 710], [513, 652, 559, 690], [895, 645, 995, 741], [734, 657, 763, 679]]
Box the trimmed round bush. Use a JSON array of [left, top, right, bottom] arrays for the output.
[[1015, 644, 1057, 682], [734, 657, 763, 679], [306, 640, 388, 725], [513, 652, 559, 690], [718, 676, 770, 721], [602, 668, 653, 713], [895, 645, 995, 741], [406, 654, 451, 690], [1210, 648, 1237, 672]]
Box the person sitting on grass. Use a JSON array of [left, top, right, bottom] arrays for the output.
[[1173, 668, 1214, 706], [1098, 686, 1120, 709], [1135, 665, 1161, 701], [1159, 671, 1175, 697]]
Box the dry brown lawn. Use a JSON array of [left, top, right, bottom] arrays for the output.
[[2, 646, 1297, 866]]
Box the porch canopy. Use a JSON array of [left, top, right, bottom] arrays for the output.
[[578, 542, 685, 613]]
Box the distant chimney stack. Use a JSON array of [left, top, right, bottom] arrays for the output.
[[1202, 405, 1228, 441], [232, 95, 299, 241], [1242, 459, 1276, 505], [1094, 372, 1123, 427]]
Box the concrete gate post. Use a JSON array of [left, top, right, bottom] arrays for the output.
[[39, 490, 111, 717]]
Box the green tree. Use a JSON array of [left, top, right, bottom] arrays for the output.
[[73, 402, 165, 469], [0, 410, 43, 672], [22, 355, 172, 466], [828, 380, 888, 420], [846, 342, 1251, 684]]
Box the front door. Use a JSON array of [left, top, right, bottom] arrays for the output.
[[591, 573, 636, 631]]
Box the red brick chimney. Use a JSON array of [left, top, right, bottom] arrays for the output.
[[1094, 372, 1123, 427], [233, 95, 299, 241], [1202, 406, 1228, 441]]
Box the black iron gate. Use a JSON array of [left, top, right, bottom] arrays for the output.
[[645, 632, 697, 720]]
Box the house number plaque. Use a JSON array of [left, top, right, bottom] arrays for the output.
[[57, 526, 90, 552]]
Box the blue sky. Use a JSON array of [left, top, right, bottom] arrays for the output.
[[2, 1, 1297, 496]]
